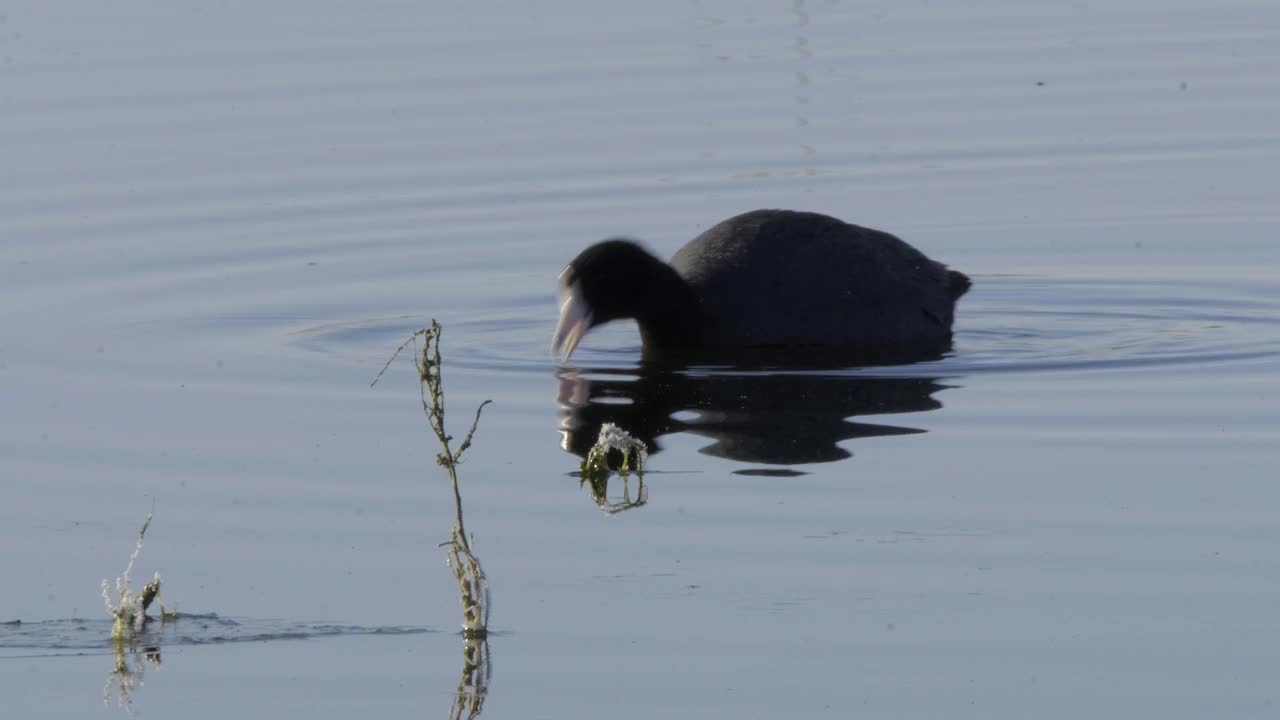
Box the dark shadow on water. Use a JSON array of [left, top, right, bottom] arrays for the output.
[[734, 467, 810, 477], [557, 359, 957, 467]]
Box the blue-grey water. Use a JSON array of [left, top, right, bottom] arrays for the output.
[[3, 1, 1280, 717]]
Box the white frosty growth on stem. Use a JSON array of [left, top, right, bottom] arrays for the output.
[[101, 513, 159, 639], [583, 422, 648, 477]]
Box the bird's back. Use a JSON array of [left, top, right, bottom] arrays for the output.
[[669, 209, 966, 355]]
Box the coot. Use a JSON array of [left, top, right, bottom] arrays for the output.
[[553, 209, 970, 363]]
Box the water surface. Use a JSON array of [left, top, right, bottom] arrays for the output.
[[3, 1, 1279, 717]]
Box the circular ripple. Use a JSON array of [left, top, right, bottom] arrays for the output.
[[296, 276, 1280, 377]]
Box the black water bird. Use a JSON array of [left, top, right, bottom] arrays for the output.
[[553, 209, 970, 363]]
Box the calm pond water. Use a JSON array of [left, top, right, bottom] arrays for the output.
[[3, 1, 1280, 717]]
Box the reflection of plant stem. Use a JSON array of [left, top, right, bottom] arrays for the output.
[[102, 636, 163, 718], [450, 636, 491, 720], [373, 320, 492, 637]]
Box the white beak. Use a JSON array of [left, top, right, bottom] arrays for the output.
[[552, 278, 592, 362]]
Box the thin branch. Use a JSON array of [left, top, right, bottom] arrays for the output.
[[370, 329, 427, 388], [454, 400, 493, 464], [382, 319, 492, 636]]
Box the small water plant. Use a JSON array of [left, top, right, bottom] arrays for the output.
[[580, 422, 648, 481], [581, 470, 648, 515], [579, 423, 649, 514], [374, 320, 492, 638], [101, 512, 167, 640]]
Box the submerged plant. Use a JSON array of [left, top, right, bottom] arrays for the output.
[[374, 320, 492, 637], [581, 470, 648, 515], [101, 513, 165, 640], [580, 422, 648, 481]]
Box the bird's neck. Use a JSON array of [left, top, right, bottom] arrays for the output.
[[635, 264, 701, 349]]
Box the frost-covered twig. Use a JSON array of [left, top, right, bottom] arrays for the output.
[[444, 527, 491, 637], [101, 513, 162, 640], [580, 422, 648, 480], [385, 320, 493, 637]]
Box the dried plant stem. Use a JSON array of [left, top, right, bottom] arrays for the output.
[[102, 512, 163, 640], [378, 320, 492, 637]]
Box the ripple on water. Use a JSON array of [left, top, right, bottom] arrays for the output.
[[295, 275, 1280, 378], [0, 615, 432, 657]]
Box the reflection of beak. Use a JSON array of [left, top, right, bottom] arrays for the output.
[[556, 369, 591, 450], [552, 281, 592, 362]]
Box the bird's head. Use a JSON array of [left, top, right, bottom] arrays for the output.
[[552, 239, 674, 361]]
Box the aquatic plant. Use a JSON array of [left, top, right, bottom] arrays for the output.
[[580, 422, 648, 481], [374, 320, 492, 637], [581, 469, 648, 515], [100, 513, 165, 640], [578, 423, 648, 514]]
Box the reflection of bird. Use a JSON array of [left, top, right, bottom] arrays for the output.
[[557, 367, 953, 466], [553, 209, 970, 363]]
